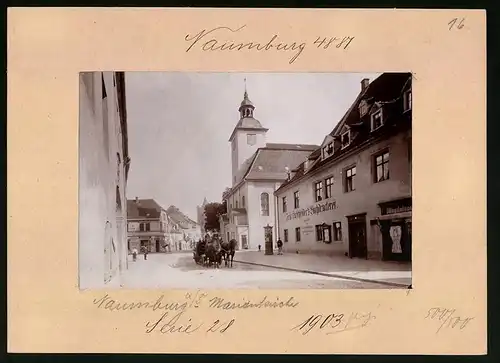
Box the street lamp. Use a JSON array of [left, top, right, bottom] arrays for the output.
[[264, 224, 274, 255]]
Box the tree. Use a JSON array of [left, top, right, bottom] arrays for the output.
[[204, 201, 227, 232]]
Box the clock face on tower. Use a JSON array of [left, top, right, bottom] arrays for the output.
[[247, 134, 256, 146]]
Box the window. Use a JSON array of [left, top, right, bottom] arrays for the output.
[[325, 177, 333, 199], [344, 166, 356, 192], [359, 100, 369, 116], [229, 203, 232, 210], [374, 151, 390, 182], [323, 142, 334, 158], [242, 196, 245, 208], [314, 181, 323, 202], [260, 193, 269, 216], [371, 109, 383, 131], [236, 200, 239, 208], [295, 227, 301, 242], [294, 191, 300, 209], [404, 90, 412, 111], [282, 196, 287, 213], [284, 229, 289, 242], [315, 225, 324, 241], [247, 134, 256, 145], [333, 222, 342, 241], [341, 131, 350, 149], [139, 222, 150, 232]]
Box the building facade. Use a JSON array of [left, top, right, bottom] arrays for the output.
[[79, 71, 130, 289], [166, 205, 202, 250], [220, 87, 318, 249], [127, 198, 170, 253], [274, 73, 412, 261]]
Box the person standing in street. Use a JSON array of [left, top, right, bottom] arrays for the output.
[[141, 245, 148, 260], [277, 238, 283, 255]]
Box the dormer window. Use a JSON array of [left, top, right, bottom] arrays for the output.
[[403, 90, 412, 112], [359, 100, 369, 117], [323, 142, 334, 159], [371, 109, 383, 131], [341, 131, 350, 149]]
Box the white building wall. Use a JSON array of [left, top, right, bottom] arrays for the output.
[[79, 72, 127, 289], [247, 181, 281, 249], [231, 130, 266, 185]]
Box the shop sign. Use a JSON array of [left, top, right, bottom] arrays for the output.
[[379, 198, 412, 216], [286, 201, 337, 221]]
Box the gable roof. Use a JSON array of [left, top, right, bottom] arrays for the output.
[[166, 205, 198, 228], [225, 143, 319, 198], [265, 143, 318, 151], [276, 72, 412, 193], [127, 199, 163, 219]]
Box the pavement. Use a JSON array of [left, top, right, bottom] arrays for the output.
[[233, 250, 412, 288], [115, 251, 411, 289]]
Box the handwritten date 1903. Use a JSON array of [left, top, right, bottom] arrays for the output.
[[291, 312, 375, 335]]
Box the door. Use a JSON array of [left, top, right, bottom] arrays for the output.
[[347, 214, 367, 259], [156, 239, 160, 252], [241, 235, 248, 249]]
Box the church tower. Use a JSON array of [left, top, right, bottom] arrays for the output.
[[228, 79, 268, 186]]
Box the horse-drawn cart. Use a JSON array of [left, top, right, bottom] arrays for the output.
[[193, 240, 206, 265]]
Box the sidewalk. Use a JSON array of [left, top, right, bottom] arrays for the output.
[[233, 251, 412, 288]]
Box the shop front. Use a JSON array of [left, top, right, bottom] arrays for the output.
[[373, 197, 412, 262]]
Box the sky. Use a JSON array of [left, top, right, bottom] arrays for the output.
[[125, 72, 380, 221]]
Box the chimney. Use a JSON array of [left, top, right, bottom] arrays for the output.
[[361, 78, 370, 92]]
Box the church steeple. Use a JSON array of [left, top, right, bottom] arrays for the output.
[[239, 78, 255, 119]]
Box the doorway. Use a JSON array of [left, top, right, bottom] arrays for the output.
[[241, 235, 248, 250], [347, 214, 367, 259], [156, 239, 160, 252]]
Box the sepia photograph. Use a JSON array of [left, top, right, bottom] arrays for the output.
[[78, 71, 413, 290]]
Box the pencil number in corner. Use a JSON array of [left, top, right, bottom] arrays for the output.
[[448, 17, 465, 31]]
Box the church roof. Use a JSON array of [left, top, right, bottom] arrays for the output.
[[127, 199, 163, 219], [240, 97, 254, 108], [225, 143, 319, 198], [265, 143, 318, 151], [236, 117, 264, 129]]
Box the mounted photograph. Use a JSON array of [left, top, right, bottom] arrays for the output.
[[78, 71, 413, 290]]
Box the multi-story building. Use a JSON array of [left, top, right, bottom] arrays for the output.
[[274, 73, 412, 261], [127, 198, 169, 253], [79, 71, 130, 288], [220, 87, 318, 249], [166, 205, 202, 250]]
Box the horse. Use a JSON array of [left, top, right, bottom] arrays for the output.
[[221, 239, 237, 268], [205, 237, 222, 268]]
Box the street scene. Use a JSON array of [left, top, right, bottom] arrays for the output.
[[117, 251, 410, 289], [78, 72, 412, 290]]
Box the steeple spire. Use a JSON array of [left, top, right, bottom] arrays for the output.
[[239, 77, 254, 119]]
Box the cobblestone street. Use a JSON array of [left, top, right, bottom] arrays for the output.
[[118, 251, 411, 289]]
